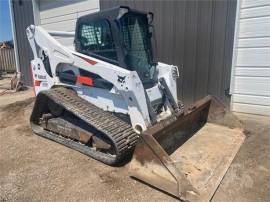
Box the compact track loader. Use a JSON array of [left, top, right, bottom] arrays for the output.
[[27, 6, 245, 201]]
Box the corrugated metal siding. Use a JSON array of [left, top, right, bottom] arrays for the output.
[[12, 0, 34, 86], [39, 0, 100, 47], [0, 49, 16, 72], [231, 0, 270, 116], [100, 0, 237, 106]]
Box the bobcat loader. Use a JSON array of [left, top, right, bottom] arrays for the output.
[[27, 6, 245, 201]]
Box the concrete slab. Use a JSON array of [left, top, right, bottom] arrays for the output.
[[212, 113, 270, 202]]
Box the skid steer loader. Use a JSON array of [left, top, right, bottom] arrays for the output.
[[26, 6, 245, 201]]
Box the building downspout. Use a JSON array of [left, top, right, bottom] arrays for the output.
[[229, 0, 242, 111], [32, 0, 40, 25], [9, 0, 20, 73]]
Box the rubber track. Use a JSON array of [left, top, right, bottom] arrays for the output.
[[30, 87, 139, 165]]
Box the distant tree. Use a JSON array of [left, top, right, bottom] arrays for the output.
[[0, 40, 14, 49]]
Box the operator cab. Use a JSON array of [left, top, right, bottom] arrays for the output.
[[74, 6, 157, 88]]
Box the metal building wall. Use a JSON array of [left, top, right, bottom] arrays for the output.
[[100, 0, 237, 106], [11, 0, 34, 86]]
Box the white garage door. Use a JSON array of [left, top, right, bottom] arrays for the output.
[[38, 0, 100, 47], [231, 0, 270, 116]]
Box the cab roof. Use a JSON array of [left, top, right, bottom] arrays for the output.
[[77, 6, 149, 24]]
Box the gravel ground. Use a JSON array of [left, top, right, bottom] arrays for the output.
[[0, 87, 269, 201]]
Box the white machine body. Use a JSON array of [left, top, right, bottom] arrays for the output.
[[26, 25, 179, 133]]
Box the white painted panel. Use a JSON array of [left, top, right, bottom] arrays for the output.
[[40, 13, 77, 25], [232, 0, 270, 116], [236, 48, 270, 66], [54, 37, 75, 49], [233, 76, 270, 96], [232, 103, 270, 116], [77, 9, 99, 17], [241, 0, 270, 9], [41, 8, 99, 25], [235, 67, 270, 77], [238, 37, 270, 48], [39, 0, 100, 46], [39, 0, 99, 19], [42, 19, 77, 32], [233, 94, 270, 106], [240, 6, 270, 19], [238, 17, 270, 38]]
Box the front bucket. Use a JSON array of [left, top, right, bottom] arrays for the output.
[[129, 96, 245, 201]]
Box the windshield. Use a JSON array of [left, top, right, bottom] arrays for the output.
[[77, 20, 118, 63], [120, 14, 156, 86]]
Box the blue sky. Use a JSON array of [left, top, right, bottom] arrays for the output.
[[0, 0, 12, 42]]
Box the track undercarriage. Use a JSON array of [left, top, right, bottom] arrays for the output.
[[30, 87, 139, 165]]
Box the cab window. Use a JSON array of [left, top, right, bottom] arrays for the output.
[[78, 20, 117, 61]]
